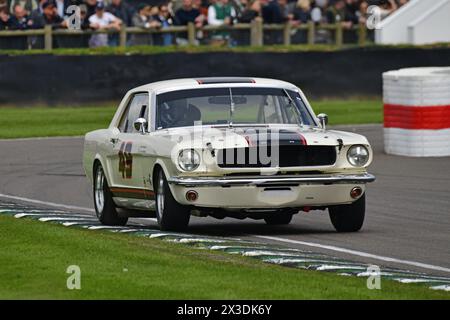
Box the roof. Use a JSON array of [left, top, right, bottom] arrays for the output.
[[132, 77, 299, 94]]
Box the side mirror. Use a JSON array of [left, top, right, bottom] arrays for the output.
[[317, 113, 328, 131], [134, 118, 148, 134]]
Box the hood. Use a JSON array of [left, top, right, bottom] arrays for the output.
[[160, 125, 370, 150]]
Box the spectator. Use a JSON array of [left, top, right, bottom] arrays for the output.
[[357, 0, 368, 25], [325, 0, 353, 28], [106, 0, 132, 46], [174, 0, 204, 44], [106, 0, 132, 26], [238, 0, 261, 23], [207, 0, 236, 26], [175, 0, 202, 27], [31, 1, 66, 28], [88, 1, 121, 47], [236, 0, 260, 45], [192, 0, 208, 17], [34, 0, 47, 14], [9, 0, 38, 14], [0, 4, 11, 29], [84, 0, 97, 18], [291, 0, 311, 24], [378, 0, 397, 19], [343, 0, 359, 25], [208, 0, 236, 43], [153, 4, 174, 46], [9, 4, 33, 29], [230, 0, 246, 17], [262, 0, 288, 24], [262, 0, 288, 44], [131, 3, 158, 46], [54, 0, 69, 18], [0, 0, 8, 14]]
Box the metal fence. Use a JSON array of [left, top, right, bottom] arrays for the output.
[[0, 19, 371, 50]]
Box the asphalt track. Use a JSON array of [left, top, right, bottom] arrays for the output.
[[1, 124, 449, 277]]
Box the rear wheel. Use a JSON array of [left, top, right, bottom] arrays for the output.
[[93, 163, 128, 226], [329, 194, 365, 232], [155, 169, 190, 231], [264, 212, 293, 225]]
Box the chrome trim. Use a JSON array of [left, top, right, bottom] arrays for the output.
[[168, 173, 376, 187]]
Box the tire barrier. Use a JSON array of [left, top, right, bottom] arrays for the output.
[[383, 67, 450, 157]]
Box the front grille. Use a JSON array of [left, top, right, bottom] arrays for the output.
[[217, 146, 337, 168]]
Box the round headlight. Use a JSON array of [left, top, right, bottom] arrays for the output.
[[178, 149, 200, 171], [347, 145, 369, 167]]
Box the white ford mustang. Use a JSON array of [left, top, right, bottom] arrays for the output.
[[83, 77, 375, 231]]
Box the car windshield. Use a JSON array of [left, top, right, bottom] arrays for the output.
[[156, 87, 317, 129]]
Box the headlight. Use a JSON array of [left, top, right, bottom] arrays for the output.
[[347, 145, 369, 167], [178, 149, 200, 171]]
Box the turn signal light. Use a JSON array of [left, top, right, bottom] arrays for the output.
[[186, 190, 198, 202], [350, 187, 363, 199]]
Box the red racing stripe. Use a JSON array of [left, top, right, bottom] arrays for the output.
[[384, 104, 450, 130]]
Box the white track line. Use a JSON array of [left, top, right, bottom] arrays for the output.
[[254, 235, 450, 274], [0, 193, 95, 212], [0, 136, 83, 142], [1, 192, 449, 274], [0, 193, 158, 222]]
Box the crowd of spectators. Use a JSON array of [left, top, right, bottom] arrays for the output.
[[0, 0, 409, 48]]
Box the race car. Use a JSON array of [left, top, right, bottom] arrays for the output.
[[83, 77, 375, 232]]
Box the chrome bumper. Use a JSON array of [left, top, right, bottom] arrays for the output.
[[168, 173, 376, 187]]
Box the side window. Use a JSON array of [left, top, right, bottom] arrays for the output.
[[118, 93, 149, 133], [263, 96, 282, 123]]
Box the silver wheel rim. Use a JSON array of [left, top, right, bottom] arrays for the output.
[[95, 166, 105, 215], [156, 171, 165, 220]]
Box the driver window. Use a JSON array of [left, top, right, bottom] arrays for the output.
[[260, 96, 282, 123], [118, 93, 149, 133]]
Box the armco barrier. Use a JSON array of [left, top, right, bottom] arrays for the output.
[[383, 67, 450, 157]]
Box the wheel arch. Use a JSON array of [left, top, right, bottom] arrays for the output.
[[92, 154, 112, 186], [151, 159, 179, 198]]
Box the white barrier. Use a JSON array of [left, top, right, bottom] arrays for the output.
[[383, 67, 450, 157], [375, 0, 450, 45]]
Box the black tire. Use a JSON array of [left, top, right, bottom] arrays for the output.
[[155, 169, 190, 231], [93, 163, 128, 226], [329, 193, 365, 232], [264, 212, 293, 225]]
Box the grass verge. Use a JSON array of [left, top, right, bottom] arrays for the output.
[[0, 43, 449, 56], [0, 99, 381, 139], [0, 215, 448, 299]]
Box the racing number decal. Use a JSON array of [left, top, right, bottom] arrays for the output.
[[118, 142, 133, 179]]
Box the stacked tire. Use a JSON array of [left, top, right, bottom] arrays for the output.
[[383, 67, 450, 157]]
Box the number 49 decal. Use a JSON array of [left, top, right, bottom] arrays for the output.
[[118, 142, 133, 179]]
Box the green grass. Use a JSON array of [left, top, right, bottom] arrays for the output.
[[0, 105, 115, 139], [0, 215, 448, 299], [0, 99, 381, 139], [314, 99, 382, 125], [0, 43, 449, 56]]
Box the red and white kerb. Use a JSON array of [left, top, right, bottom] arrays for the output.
[[383, 67, 450, 157]]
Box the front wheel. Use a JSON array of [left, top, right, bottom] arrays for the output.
[[93, 163, 128, 226], [155, 169, 190, 231], [329, 194, 365, 232]]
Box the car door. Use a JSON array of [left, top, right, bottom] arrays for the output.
[[108, 92, 149, 195]]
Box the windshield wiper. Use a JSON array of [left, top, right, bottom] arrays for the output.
[[283, 89, 304, 128], [228, 88, 235, 128]]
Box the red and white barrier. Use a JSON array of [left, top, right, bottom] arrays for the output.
[[383, 67, 450, 157]]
